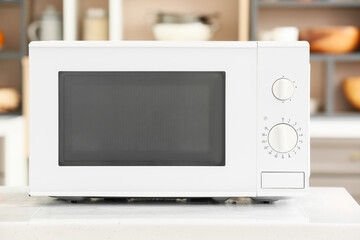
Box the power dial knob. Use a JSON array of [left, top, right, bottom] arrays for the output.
[[268, 123, 298, 153], [272, 78, 295, 101]]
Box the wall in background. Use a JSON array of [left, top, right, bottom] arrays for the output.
[[123, 0, 239, 41]]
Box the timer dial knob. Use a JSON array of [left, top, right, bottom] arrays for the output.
[[268, 123, 298, 153], [272, 78, 294, 101]]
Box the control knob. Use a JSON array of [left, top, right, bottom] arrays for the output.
[[268, 123, 298, 153], [272, 78, 295, 101]]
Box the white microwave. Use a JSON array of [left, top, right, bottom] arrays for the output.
[[29, 41, 310, 201]]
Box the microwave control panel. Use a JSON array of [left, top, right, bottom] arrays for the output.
[[256, 42, 310, 194]]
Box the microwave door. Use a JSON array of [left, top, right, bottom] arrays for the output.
[[30, 42, 259, 197]]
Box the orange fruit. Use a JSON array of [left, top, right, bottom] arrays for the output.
[[343, 77, 360, 111]]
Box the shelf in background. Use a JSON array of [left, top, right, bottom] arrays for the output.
[[258, 1, 360, 8], [311, 52, 360, 61], [0, 111, 22, 117], [311, 113, 360, 120], [0, 0, 22, 4], [0, 51, 23, 59]]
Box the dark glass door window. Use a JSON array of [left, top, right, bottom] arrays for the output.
[[59, 71, 225, 166]]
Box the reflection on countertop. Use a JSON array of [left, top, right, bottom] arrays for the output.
[[0, 187, 359, 225]]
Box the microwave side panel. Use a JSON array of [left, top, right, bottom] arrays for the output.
[[256, 42, 310, 197]]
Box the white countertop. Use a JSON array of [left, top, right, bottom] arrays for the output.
[[311, 118, 360, 139], [0, 187, 360, 240]]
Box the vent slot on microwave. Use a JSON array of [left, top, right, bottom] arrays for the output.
[[59, 71, 225, 166]]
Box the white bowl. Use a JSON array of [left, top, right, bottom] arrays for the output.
[[152, 22, 215, 41]]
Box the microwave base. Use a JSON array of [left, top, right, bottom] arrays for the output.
[[50, 196, 286, 204]]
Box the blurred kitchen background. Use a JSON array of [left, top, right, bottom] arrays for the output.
[[1, 0, 360, 202]]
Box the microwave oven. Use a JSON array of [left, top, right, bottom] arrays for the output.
[[29, 41, 310, 201]]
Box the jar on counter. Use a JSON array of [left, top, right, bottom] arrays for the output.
[[83, 8, 109, 41]]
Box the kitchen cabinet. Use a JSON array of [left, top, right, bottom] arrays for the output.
[[311, 138, 360, 203]]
